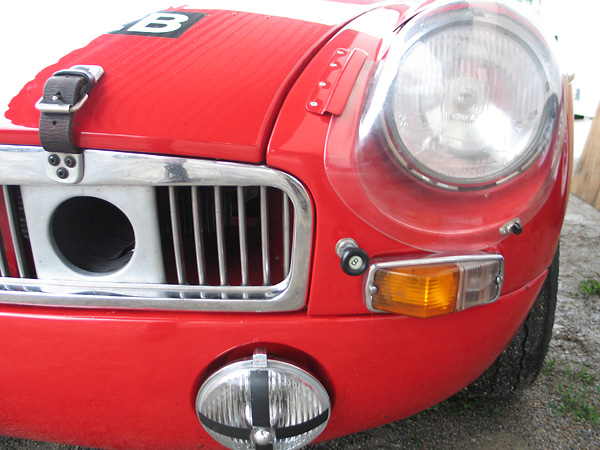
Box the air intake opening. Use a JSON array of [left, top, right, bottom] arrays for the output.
[[51, 196, 135, 274]]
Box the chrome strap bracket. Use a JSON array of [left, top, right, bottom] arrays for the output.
[[44, 152, 84, 184]]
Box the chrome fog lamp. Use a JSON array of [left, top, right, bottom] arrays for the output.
[[196, 350, 330, 450]]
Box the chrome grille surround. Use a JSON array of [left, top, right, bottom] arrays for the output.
[[0, 145, 312, 312]]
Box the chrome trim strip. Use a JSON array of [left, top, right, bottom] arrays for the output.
[[283, 194, 291, 277], [0, 145, 313, 312], [364, 253, 504, 313], [0, 277, 289, 311]]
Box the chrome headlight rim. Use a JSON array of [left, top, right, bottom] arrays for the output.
[[379, 0, 562, 190], [381, 92, 561, 191]]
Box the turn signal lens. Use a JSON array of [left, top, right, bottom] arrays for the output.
[[367, 255, 503, 318], [373, 264, 459, 318]]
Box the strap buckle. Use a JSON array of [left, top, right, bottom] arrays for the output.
[[35, 65, 104, 114], [35, 94, 89, 114]]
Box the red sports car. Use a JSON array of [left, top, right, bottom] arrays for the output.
[[0, 1, 571, 449]]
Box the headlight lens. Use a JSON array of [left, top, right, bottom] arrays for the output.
[[379, 0, 560, 188]]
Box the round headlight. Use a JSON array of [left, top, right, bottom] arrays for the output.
[[381, 0, 560, 188]]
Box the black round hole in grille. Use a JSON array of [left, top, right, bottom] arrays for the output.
[[51, 196, 135, 274]]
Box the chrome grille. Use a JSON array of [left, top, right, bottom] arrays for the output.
[[0, 146, 312, 312], [158, 185, 293, 291]]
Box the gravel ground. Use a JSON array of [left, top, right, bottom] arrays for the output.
[[1, 194, 599, 450]]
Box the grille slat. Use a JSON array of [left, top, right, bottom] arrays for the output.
[[3, 186, 28, 278], [169, 186, 187, 285], [0, 234, 9, 277], [0, 146, 312, 312], [260, 186, 271, 286], [237, 186, 249, 287], [214, 186, 228, 288], [191, 187, 207, 286]]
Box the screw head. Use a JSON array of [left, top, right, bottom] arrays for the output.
[[252, 428, 274, 446], [48, 154, 60, 166], [56, 168, 69, 179], [64, 156, 77, 168]]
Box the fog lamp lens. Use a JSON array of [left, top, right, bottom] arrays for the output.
[[196, 351, 330, 450], [368, 255, 503, 318]]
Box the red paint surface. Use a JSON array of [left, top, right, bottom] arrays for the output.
[[3, 8, 351, 162], [267, 5, 570, 315], [0, 274, 543, 450], [0, 1, 572, 449]]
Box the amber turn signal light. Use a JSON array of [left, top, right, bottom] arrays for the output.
[[366, 255, 504, 318]]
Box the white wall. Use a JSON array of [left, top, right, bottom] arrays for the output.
[[540, 0, 600, 117]]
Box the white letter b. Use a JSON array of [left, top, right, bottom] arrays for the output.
[[127, 13, 190, 34]]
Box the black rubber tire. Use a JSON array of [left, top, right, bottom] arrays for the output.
[[460, 246, 559, 398]]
